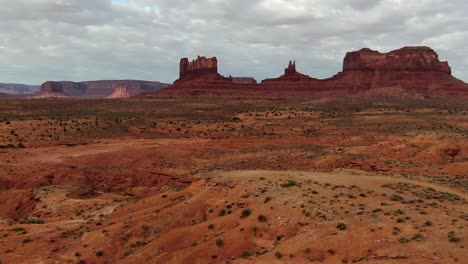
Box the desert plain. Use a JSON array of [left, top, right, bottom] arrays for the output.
[[0, 94, 466, 264]]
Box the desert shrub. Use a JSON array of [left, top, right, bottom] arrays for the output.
[[240, 209, 252, 219], [219, 209, 226, 216], [412, 233, 423, 241], [390, 194, 404, 201], [10, 227, 26, 232], [399, 237, 409, 243], [242, 250, 254, 258], [258, 215, 267, 222], [20, 218, 44, 224], [275, 251, 283, 259], [424, 220, 432, 226], [448, 232, 461, 243], [215, 238, 224, 247], [337, 223, 347, 230], [281, 180, 299, 188]]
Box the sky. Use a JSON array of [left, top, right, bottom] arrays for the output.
[[0, 0, 467, 85]]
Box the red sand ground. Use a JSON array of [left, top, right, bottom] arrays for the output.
[[0, 95, 466, 263]]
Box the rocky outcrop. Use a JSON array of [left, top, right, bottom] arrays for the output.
[[106, 84, 131, 98], [159, 47, 467, 97], [343, 47, 451, 73], [168, 55, 238, 93], [331, 46, 466, 94], [261, 60, 320, 90], [41, 81, 65, 93], [178, 56, 219, 82], [229, 77, 257, 84], [33, 81, 68, 98], [285, 60, 297, 75]]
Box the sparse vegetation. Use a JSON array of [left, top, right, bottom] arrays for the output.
[[240, 209, 252, 219], [337, 223, 347, 230]]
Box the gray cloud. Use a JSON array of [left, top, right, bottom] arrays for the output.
[[0, 0, 467, 84]]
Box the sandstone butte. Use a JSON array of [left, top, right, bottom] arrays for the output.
[[161, 46, 468, 97]]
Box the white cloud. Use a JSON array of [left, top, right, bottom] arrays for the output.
[[0, 0, 467, 84]]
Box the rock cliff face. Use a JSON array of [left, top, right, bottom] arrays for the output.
[[41, 81, 64, 93], [285, 60, 297, 75], [32, 80, 167, 98], [106, 84, 131, 98], [33, 81, 68, 98], [168, 55, 237, 93], [159, 47, 467, 97], [178, 56, 218, 82], [343, 47, 451, 74], [332, 46, 466, 94]]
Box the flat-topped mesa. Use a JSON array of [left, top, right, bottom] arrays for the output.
[[40, 81, 64, 93], [179, 56, 218, 81], [229, 76, 258, 84], [343, 46, 451, 74], [32, 81, 68, 98]]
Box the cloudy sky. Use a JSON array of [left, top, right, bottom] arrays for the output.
[[1, 0, 467, 84]]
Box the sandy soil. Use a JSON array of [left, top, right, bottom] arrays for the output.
[[0, 95, 466, 263]]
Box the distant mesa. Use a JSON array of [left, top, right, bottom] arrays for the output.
[[32, 81, 69, 98], [162, 47, 467, 96], [106, 83, 131, 98], [31, 80, 167, 98], [332, 46, 465, 94], [342, 46, 451, 74], [0, 83, 39, 95], [41, 81, 65, 93], [229, 76, 257, 84]]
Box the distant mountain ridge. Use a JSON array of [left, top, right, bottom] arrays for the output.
[[0, 83, 40, 94], [34, 80, 168, 98]]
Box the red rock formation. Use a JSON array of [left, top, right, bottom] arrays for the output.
[[33, 81, 68, 98], [285, 60, 296, 75], [106, 84, 131, 98], [166, 55, 243, 94], [178, 56, 219, 82], [158, 47, 467, 97], [229, 76, 257, 84], [331, 46, 467, 94], [41, 81, 65, 93], [261, 60, 320, 90], [343, 47, 451, 73]]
